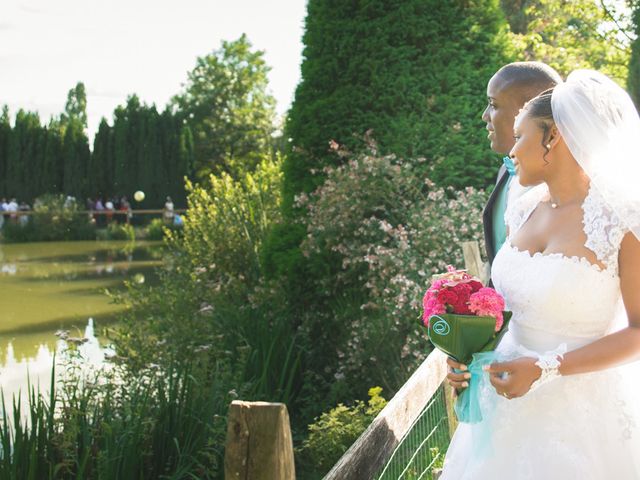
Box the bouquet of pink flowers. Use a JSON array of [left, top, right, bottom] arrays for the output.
[[423, 266, 512, 423], [423, 266, 511, 364]]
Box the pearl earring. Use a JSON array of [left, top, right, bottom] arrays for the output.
[[546, 144, 551, 149]]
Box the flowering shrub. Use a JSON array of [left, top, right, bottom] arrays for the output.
[[298, 142, 487, 394]]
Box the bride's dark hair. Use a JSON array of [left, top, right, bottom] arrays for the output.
[[523, 87, 555, 164]]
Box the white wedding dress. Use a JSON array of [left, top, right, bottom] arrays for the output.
[[441, 182, 640, 479]]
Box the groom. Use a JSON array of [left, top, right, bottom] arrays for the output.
[[482, 62, 562, 264], [448, 62, 562, 392]]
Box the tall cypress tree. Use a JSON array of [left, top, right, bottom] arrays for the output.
[[32, 125, 47, 199], [139, 106, 163, 206], [44, 121, 65, 195], [176, 124, 194, 206], [92, 118, 114, 198], [7, 110, 41, 199], [0, 106, 10, 195], [282, 0, 513, 215], [113, 105, 129, 198], [25, 113, 42, 200], [63, 120, 90, 199]]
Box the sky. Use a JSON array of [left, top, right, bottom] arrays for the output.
[[0, 0, 307, 141]]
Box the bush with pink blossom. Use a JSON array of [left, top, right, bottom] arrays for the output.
[[298, 140, 488, 396]]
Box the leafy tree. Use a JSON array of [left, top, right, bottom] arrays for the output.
[[628, 0, 640, 107], [61, 82, 88, 128], [172, 34, 277, 179], [501, 0, 631, 83]]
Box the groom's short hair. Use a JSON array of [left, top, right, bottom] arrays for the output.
[[496, 62, 562, 103]]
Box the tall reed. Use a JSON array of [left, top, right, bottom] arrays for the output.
[[0, 359, 226, 479]]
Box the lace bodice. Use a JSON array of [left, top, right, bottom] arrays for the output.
[[444, 183, 640, 480], [504, 182, 627, 276], [492, 182, 628, 351]]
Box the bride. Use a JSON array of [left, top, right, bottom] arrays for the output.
[[441, 70, 640, 479]]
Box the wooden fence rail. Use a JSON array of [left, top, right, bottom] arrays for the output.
[[324, 349, 449, 480]]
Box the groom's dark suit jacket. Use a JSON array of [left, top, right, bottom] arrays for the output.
[[482, 164, 509, 265]]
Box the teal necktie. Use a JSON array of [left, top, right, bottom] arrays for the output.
[[502, 156, 516, 176]]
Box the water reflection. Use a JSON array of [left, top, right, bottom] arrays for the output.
[[0, 240, 163, 411], [0, 241, 162, 334], [0, 263, 16, 275], [0, 318, 111, 412]]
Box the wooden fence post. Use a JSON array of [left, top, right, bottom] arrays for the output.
[[443, 382, 459, 439], [224, 401, 296, 480], [461, 240, 489, 284]]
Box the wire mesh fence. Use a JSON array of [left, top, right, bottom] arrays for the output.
[[376, 384, 451, 480]]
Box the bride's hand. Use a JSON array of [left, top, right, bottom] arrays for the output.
[[484, 357, 542, 399], [446, 357, 470, 396]]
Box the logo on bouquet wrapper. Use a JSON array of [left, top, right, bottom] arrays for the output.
[[431, 316, 451, 336]]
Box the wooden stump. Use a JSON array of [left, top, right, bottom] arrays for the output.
[[224, 401, 296, 480]]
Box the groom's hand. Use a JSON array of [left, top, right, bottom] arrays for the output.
[[446, 357, 470, 396], [484, 357, 541, 399]]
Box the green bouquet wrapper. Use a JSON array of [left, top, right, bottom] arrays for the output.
[[427, 311, 512, 365]]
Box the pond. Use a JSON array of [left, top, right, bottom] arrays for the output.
[[0, 240, 164, 405]]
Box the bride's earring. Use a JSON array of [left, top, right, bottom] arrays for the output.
[[546, 144, 551, 149]]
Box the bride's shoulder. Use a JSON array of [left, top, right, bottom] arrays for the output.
[[583, 184, 629, 274]]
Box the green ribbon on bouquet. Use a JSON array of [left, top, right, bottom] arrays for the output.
[[427, 312, 512, 423]]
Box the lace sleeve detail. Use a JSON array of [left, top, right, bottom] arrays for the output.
[[504, 183, 548, 237], [582, 184, 629, 276]]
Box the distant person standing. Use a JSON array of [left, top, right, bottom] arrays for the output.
[[85, 197, 95, 221], [18, 201, 30, 226], [63, 196, 76, 209], [163, 196, 174, 225], [0, 198, 6, 229], [120, 196, 132, 224], [105, 198, 115, 224], [94, 198, 105, 227], [7, 198, 18, 223]]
